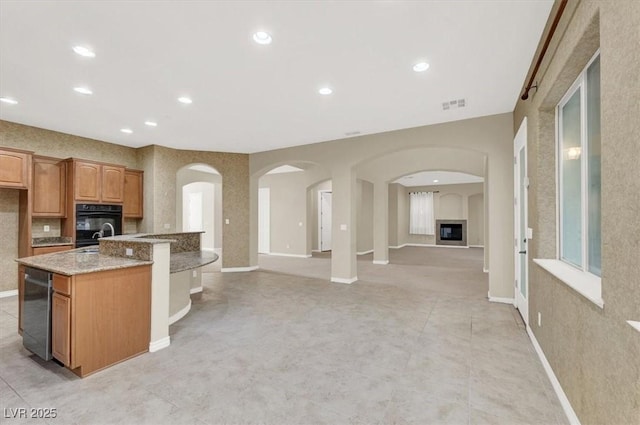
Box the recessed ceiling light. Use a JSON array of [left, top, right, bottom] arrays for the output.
[[72, 45, 95, 58], [413, 62, 430, 72], [120, 128, 133, 134], [433, 179, 439, 183], [0, 97, 18, 105], [73, 87, 93, 95], [318, 87, 333, 95], [178, 97, 192, 104], [252, 31, 272, 45], [144, 121, 158, 127]]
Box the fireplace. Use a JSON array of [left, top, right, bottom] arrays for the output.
[[436, 220, 467, 246]]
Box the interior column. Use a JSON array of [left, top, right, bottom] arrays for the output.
[[373, 181, 389, 264], [330, 167, 357, 284]]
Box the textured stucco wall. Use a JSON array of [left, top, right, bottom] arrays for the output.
[[0, 189, 19, 292], [514, 1, 640, 424]]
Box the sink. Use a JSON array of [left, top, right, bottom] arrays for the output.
[[79, 247, 100, 254]]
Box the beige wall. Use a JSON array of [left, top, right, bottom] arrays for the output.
[[467, 193, 484, 246], [395, 183, 484, 246], [356, 180, 373, 254], [514, 1, 640, 424], [0, 189, 19, 292]]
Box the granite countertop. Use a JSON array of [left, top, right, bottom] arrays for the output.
[[16, 247, 153, 276], [170, 251, 219, 274], [32, 236, 74, 247]]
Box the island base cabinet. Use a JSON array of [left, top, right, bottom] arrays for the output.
[[51, 293, 70, 366], [51, 266, 151, 377]]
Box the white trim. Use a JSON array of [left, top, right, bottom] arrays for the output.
[[168, 300, 192, 325], [626, 321, 640, 333], [389, 244, 407, 249], [318, 189, 332, 252], [526, 326, 581, 425], [533, 259, 603, 308], [331, 276, 357, 284], [189, 286, 203, 294], [488, 292, 515, 305], [149, 336, 171, 353], [221, 265, 259, 272], [267, 252, 312, 258], [468, 245, 485, 248], [201, 247, 215, 252], [373, 260, 389, 265], [357, 249, 373, 255], [0, 289, 18, 298], [311, 249, 321, 253]]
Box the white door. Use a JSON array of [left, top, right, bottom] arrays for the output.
[[320, 191, 332, 251], [514, 118, 529, 325], [186, 191, 203, 232], [258, 187, 270, 254]]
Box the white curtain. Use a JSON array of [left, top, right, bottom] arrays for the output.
[[409, 192, 435, 235]]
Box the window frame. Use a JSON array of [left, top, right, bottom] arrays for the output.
[[555, 50, 601, 278]]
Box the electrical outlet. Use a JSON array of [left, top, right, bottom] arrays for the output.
[[538, 312, 542, 327], [225, 218, 230, 225], [340, 224, 347, 231], [43, 225, 50, 232], [125, 248, 133, 256]]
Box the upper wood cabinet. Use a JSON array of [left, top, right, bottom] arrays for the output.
[[69, 159, 125, 204], [0, 147, 31, 189], [123, 169, 144, 218], [32, 156, 66, 217]]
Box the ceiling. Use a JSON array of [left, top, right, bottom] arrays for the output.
[[0, 1, 552, 154], [394, 171, 483, 187]]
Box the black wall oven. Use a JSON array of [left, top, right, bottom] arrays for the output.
[[75, 204, 123, 248]]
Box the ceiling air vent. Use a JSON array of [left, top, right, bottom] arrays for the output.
[[442, 98, 466, 110]]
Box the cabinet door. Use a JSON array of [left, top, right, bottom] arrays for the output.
[[74, 161, 101, 202], [123, 170, 143, 218], [33, 158, 66, 217], [0, 149, 30, 189], [52, 292, 71, 366], [101, 165, 125, 203]]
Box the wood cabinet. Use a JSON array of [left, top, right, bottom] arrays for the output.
[[32, 245, 73, 256], [0, 147, 31, 189], [124, 169, 144, 218], [69, 159, 125, 203], [52, 293, 71, 366], [32, 156, 66, 217], [50, 266, 151, 377]]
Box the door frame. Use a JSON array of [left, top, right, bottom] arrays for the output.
[[514, 117, 529, 325], [258, 187, 270, 254], [318, 190, 332, 252]]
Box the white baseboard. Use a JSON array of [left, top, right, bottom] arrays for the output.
[[221, 265, 259, 272], [406, 243, 434, 247], [526, 326, 581, 425], [0, 289, 18, 298], [201, 247, 216, 252], [430, 244, 469, 249], [469, 245, 485, 248], [168, 300, 192, 325], [373, 260, 389, 265], [627, 320, 640, 333], [483, 267, 489, 273], [389, 244, 407, 249], [189, 286, 203, 294], [149, 336, 171, 353], [331, 276, 358, 284], [357, 250, 373, 255], [267, 252, 312, 258], [487, 292, 515, 304], [311, 249, 321, 253]]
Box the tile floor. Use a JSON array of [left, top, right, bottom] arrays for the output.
[[0, 247, 567, 425]]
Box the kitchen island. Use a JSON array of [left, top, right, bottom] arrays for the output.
[[16, 231, 217, 377]]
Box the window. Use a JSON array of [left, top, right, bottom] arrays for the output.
[[557, 52, 601, 276], [409, 191, 434, 235]]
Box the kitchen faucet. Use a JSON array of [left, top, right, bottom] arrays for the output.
[[92, 222, 116, 239]]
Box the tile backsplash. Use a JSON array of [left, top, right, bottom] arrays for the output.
[[31, 218, 62, 238]]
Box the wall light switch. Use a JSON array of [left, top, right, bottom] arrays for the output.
[[125, 248, 133, 256], [527, 228, 533, 240], [538, 312, 542, 327], [225, 219, 230, 225], [164, 223, 171, 229], [340, 224, 347, 231], [43, 225, 50, 232]]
